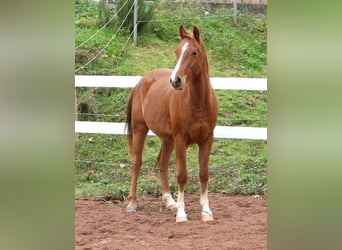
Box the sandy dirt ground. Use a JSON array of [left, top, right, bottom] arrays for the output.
[[75, 193, 267, 250]]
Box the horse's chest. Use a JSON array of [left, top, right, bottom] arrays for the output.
[[189, 123, 205, 139], [187, 115, 212, 143]]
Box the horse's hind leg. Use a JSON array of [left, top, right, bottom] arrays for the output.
[[158, 139, 177, 209], [198, 135, 214, 221], [126, 123, 148, 212]]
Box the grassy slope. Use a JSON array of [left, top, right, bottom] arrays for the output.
[[75, 0, 267, 197]]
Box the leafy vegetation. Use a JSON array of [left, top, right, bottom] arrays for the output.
[[116, 0, 155, 33], [75, 0, 267, 197]]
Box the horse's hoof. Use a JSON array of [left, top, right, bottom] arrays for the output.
[[176, 216, 188, 223], [126, 206, 137, 213], [166, 203, 178, 210], [201, 213, 214, 222]]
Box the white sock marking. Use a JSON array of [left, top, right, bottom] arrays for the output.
[[176, 191, 187, 219], [170, 42, 189, 83], [162, 193, 177, 208], [200, 189, 212, 216]]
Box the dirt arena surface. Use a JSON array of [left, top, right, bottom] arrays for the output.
[[75, 193, 267, 250]]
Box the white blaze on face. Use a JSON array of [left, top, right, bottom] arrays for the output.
[[170, 42, 189, 83]]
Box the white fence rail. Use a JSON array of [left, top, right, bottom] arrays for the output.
[[75, 75, 267, 140], [75, 75, 267, 90]]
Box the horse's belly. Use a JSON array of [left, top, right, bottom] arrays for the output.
[[142, 98, 173, 139], [144, 119, 172, 140]]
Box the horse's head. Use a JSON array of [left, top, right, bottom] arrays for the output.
[[170, 25, 208, 90]]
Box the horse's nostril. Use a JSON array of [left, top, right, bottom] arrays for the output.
[[175, 77, 181, 85], [170, 76, 182, 86], [170, 76, 183, 89]]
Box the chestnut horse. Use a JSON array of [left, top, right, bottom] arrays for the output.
[[125, 25, 218, 222]]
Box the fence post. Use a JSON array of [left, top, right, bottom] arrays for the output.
[[233, 0, 238, 25], [133, 0, 138, 44], [75, 89, 80, 150]]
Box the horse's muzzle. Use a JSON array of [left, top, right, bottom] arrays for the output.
[[169, 76, 184, 90]]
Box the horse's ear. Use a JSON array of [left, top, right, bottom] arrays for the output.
[[193, 26, 201, 43], [179, 25, 187, 39]]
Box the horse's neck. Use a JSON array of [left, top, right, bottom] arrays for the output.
[[186, 48, 212, 107], [187, 72, 211, 107]]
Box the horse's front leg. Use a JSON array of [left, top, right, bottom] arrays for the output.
[[198, 134, 214, 221], [174, 137, 188, 222]]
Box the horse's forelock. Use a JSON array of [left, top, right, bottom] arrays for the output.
[[181, 36, 203, 52]]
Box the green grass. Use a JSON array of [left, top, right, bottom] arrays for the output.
[[75, 135, 267, 196], [75, 0, 267, 197]]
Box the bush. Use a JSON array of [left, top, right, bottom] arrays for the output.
[[146, 1, 206, 41], [98, 0, 113, 28], [116, 0, 155, 34], [75, 0, 99, 28]]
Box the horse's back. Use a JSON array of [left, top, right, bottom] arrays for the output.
[[133, 68, 173, 100], [142, 68, 172, 82]]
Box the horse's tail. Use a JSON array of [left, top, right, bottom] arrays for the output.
[[125, 89, 134, 156]]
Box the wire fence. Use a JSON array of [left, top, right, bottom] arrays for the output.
[[75, 0, 136, 72], [75, 0, 266, 72], [75, 0, 130, 50], [75, 133, 267, 195], [76, 112, 267, 126], [75, 79, 267, 195]]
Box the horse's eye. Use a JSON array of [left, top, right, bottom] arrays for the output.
[[192, 51, 197, 56]]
